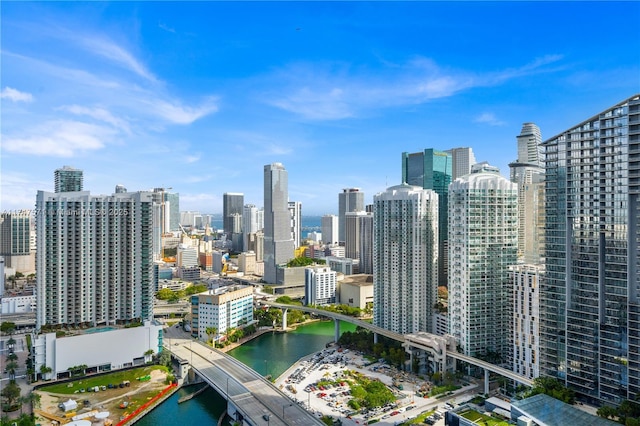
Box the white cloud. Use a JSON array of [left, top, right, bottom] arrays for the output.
[[270, 87, 354, 120], [473, 112, 506, 126], [0, 172, 49, 210], [57, 105, 131, 134], [185, 155, 201, 163], [1, 86, 33, 102], [158, 22, 176, 33], [149, 98, 219, 125], [265, 55, 564, 120], [78, 36, 158, 83], [2, 120, 112, 157]]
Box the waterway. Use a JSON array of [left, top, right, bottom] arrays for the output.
[[134, 320, 357, 425]]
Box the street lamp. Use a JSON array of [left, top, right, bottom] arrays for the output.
[[282, 402, 293, 420]]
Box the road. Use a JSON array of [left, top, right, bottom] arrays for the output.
[[163, 325, 324, 426]]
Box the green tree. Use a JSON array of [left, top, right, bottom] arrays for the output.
[[156, 288, 174, 300], [526, 377, 575, 404], [596, 405, 617, 420], [155, 351, 172, 368], [5, 361, 18, 380], [0, 381, 21, 409], [39, 365, 52, 380], [0, 322, 16, 335], [205, 326, 217, 342]]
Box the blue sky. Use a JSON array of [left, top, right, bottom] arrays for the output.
[[2, 1, 639, 215]]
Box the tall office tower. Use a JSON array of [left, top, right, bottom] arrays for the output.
[[448, 163, 518, 359], [305, 266, 337, 306], [358, 212, 374, 274], [263, 163, 295, 284], [445, 147, 476, 180], [510, 263, 543, 380], [0, 257, 4, 297], [509, 123, 545, 259], [0, 211, 35, 273], [288, 201, 302, 248], [115, 184, 127, 193], [54, 165, 83, 193], [402, 149, 452, 286], [321, 214, 339, 245], [338, 188, 364, 243], [35, 189, 155, 329], [540, 95, 640, 405], [373, 184, 439, 334], [223, 193, 244, 237], [165, 192, 180, 232], [242, 204, 260, 252], [345, 211, 369, 260]]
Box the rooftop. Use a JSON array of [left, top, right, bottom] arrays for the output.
[[511, 394, 618, 426]]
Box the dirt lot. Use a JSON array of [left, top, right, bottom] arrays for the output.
[[35, 368, 169, 425]]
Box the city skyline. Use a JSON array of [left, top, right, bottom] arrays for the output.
[[2, 2, 639, 214]]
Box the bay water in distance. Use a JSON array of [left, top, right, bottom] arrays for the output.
[[134, 320, 356, 425]]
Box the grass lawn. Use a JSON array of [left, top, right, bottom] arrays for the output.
[[401, 409, 436, 424], [39, 365, 169, 394], [460, 409, 510, 426]]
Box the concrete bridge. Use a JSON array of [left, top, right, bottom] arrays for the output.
[[166, 336, 323, 426], [261, 301, 534, 394]]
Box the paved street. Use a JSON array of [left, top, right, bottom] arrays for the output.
[[164, 324, 324, 426]]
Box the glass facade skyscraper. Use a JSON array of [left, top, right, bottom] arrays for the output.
[[263, 163, 294, 284], [540, 94, 640, 405], [338, 188, 364, 243], [54, 165, 83, 193], [223, 192, 244, 237], [402, 149, 452, 286]]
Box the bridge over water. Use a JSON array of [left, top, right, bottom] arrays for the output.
[[166, 333, 323, 426], [261, 300, 534, 393]]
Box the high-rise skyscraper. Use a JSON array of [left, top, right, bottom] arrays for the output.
[[448, 163, 518, 359], [402, 149, 452, 286], [0, 210, 34, 273], [288, 201, 302, 249], [165, 192, 180, 232], [509, 123, 544, 260], [263, 163, 294, 284], [540, 94, 640, 404], [223, 193, 244, 237], [373, 183, 439, 334], [54, 165, 83, 193], [445, 147, 476, 180], [35, 187, 155, 329], [338, 188, 364, 243], [321, 214, 339, 245], [508, 123, 546, 380], [345, 211, 369, 261], [358, 212, 374, 274], [242, 204, 262, 252]]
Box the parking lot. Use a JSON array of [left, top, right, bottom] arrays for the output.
[[275, 347, 476, 425]]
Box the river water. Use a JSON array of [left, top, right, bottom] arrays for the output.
[[134, 320, 357, 425]]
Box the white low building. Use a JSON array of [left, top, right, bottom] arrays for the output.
[[190, 285, 254, 342], [1, 293, 36, 314], [32, 321, 163, 380]]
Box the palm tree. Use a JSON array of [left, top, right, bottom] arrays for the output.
[[39, 365, 53, 380], [205, 326, 217, 344], [5, 360, 19, 380]]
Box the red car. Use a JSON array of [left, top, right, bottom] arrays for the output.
[[390, 411, 399, 416]]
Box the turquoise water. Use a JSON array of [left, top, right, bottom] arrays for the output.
[[227, 320, 357, 378], [134, 320, 356, 425], [84, 326, 117, 334]]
